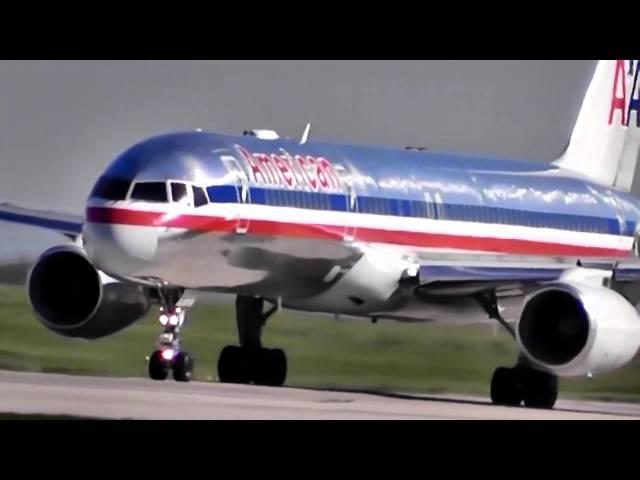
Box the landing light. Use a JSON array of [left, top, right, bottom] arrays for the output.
[[400, 265, 420, 286], [159, 314, 168, 326], [162, 349, 174, 361], [169, 315, 179, 326], [405, 265, 419, 277]]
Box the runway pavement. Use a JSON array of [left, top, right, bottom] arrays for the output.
[[0, 369, 637, 419]]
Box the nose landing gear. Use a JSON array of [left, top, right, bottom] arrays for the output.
[[147, 305, 194, 382]]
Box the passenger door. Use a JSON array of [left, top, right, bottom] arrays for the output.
[[221, 155, 251, 234], [344, 181, 358, 242]]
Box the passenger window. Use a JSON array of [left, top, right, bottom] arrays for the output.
[[192, 186, 208, 207], [171, 182, 189, 203], [130, 182, 168, 203]]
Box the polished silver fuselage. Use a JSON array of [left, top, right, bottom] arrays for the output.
[[82, 131, 640, 324]]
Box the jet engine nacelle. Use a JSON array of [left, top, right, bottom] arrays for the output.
[[27, 244, 152, 339], [515, 281, 640, 377]]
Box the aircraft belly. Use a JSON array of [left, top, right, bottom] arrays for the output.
[[368, 294, 523, 325], [284, 290, 522, 325], [119, 225, 527, 325]]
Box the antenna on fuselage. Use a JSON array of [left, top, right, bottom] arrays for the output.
[[300, 123, 311, 144]]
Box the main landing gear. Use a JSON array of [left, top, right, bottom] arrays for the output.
[[147, 299, 194, 382], [217, 295, 287, 387], [490, 365, 558, 409], [476, 290, 559, 409]]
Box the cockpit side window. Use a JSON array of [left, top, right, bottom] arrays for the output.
[[171, 182, 189, 203], [130, 182, 168, 203], [90, 176, 131, 201], [192, 186, 209, 207]]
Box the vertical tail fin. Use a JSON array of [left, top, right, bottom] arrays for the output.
[[553, 60, 640, 191]]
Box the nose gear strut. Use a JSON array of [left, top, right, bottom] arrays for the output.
[[147, 286, 194, 382]]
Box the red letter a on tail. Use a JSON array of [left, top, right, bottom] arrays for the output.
[[609, 60, 627, 126]]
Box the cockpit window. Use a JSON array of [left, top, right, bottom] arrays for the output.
[[171, 182, 188, 203], [130, 182, 168, 203], [90, 176, 131, 201], [192, 186, 208, 207]]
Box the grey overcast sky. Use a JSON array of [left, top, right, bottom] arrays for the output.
[[0, 60, 599, 260]]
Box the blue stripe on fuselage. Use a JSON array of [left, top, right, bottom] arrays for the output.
[[207, 185, 630, 236]]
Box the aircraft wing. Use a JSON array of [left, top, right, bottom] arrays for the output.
[[414, 252, 640, 297], [0, 202, 83, 240]]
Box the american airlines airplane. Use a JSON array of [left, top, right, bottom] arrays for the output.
[[1, 60, 639, 410]]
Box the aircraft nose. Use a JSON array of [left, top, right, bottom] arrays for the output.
[[83, 208, 159, 275]]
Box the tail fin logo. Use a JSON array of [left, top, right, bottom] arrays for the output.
[[609, 59, 640, 127]]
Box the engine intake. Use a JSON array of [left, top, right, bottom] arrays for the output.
[[27, 245, 152, 339], [518, 289, 589, 366], [516, 282, 640, 377]]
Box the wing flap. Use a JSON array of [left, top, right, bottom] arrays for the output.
[[415, 254, 640, 297], [418, 265, 564, 283]]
